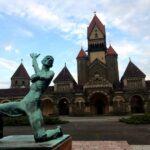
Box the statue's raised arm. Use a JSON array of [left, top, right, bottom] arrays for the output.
[[30, 53, 40, 73]]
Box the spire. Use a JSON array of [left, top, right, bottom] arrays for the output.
[[76, 48, 87, 59], [88, 14, 105, 37], [107, 45, 118, 56]]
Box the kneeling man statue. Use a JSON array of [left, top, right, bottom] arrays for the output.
[[0, 53, 63, 142]]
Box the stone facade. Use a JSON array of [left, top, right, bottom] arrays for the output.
[[0, 14, 150, 116]]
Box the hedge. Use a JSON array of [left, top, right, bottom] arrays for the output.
[[119, 113, 150, 124], [3, 116, 68, 126]]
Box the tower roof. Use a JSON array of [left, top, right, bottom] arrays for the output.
[[88, 14, 105, 37], [122, 61, 146, 79], [76, 48, 87, 59], [107, 45, 118, 56], [11, 63, 30, 79], [54, 65, 76, 83]]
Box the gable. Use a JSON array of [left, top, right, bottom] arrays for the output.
[[89, 25, 104, 40], [122, 61, 146, 79], [90, 51, 106, 64], [88, 15, 105, 37], [11, 63, 30, 79], [88, 59, 107, 79], [53, 66, 76, 84]]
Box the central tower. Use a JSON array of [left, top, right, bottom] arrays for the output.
[[77, 14, 119, 86], [87, 14, 107, 64]]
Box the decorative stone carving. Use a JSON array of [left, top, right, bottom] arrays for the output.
[[84, 74, 112, 89]]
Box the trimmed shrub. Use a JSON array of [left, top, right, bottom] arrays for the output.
[[3, 116, 68, 126], [119, 113, 150, 124]]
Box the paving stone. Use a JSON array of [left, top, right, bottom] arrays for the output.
[[72, 141, 132, 150], [131, 145, 150, 150]]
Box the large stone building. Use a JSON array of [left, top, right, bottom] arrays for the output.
[[0, 15, 150, 116]]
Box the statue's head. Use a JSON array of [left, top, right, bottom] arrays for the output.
[[41, 55, 54, 68]]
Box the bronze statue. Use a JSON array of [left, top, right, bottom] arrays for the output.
[[0, 53, 63, 142]]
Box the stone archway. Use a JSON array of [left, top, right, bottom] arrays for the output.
[[89, 92, 109, 115], [130, 95, 144, 113], [58, 98, 69, 115], [41, 99, 54, 116]]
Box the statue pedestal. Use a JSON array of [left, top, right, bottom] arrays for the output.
[[0, 134, 72, 150]]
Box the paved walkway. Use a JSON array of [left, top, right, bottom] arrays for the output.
[[72, 141, 150, 150], [4, 121, 150, 145], [3, 116, 150, 147], [131, 145, 150, 150], [60, 116, 125, 122], [72, 141, 132, 150]]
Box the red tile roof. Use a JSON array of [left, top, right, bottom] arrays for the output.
[[76, 49, 87, 59], [88, 14, 105, 37], [107, 45, 118, 56], [11, 63, 30, 79]]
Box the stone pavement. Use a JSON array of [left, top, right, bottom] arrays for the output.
[[3, 116, 150, 148], [72, 141, 150, 150], [3, 120, 150, 145], [60, 116, 124, 122], [131, 145, 150, 150]]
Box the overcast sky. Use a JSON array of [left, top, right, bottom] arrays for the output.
[[0, 0, 149, 88]]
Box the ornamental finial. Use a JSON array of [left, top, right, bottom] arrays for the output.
[[94, 11, 96, 15], [129, 57, 131, 62]]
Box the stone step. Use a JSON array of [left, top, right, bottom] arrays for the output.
[[72, 141, 132, 150]]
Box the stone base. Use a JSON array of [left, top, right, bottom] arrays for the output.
[[0, 134, 72, 150]]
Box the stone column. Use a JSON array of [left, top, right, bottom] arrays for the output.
[[126, 102, 131, 113], [109, 106, 113, 113], [145, 102, 150, 113], [69, 105, 73, 116], [53, 104, 59, 116]]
